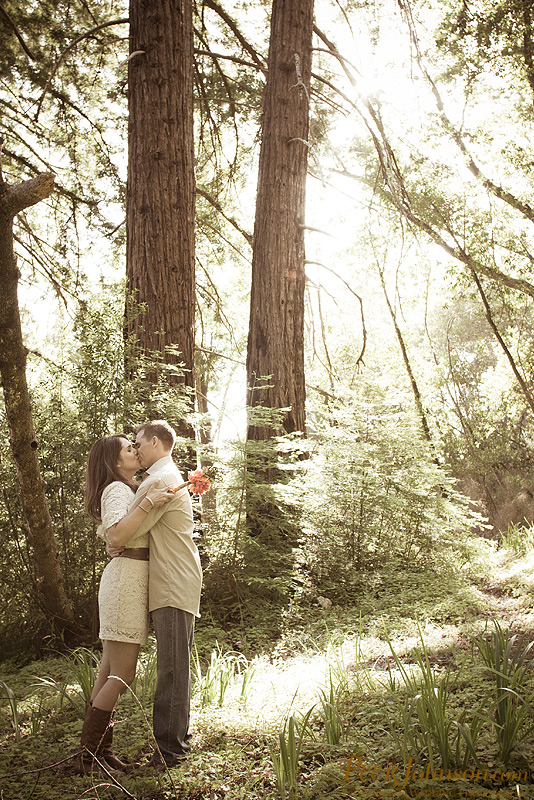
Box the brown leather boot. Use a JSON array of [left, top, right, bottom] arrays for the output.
[[100, 718, 139, 772], [73, 705, 113, 775]]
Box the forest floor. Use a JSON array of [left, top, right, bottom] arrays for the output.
[[2, 534, 534, 800]]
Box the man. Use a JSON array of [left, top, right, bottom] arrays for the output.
[[128, 419, 202, 770]]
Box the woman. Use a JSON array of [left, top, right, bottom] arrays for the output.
[[74, 434, 174, 775]]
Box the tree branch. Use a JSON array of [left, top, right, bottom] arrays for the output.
[[521, 0, 534, 103], [376, 256, 435, 447], [316, 285, 337, 390], [197, 187, 253, 245], [312, 27, 412, 210], [195, 345, 244, 365], [470, 268, 534, 414], [202, 0, 266, 70], [198, 217, 251, 263], [398, 0, 534, 224], [305, 259, 367, 367], [313, 25, 360, 85], [0, 139, 5, 195], [194, 27, 239, 146], [193, 61, 226, 168], [334, 166, 534, 300], [0, 2, 36, 60], [194, 48, 266, 74], [4, 128, 57, 173], [35, 18, 129, 118], [0, 173, 55, 218], [14, 231, 70, 307], [3, 148, 98, 209], [306, 383, 337, 400]]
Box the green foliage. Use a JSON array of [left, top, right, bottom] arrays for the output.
[[4, 0, 128, 303], [317, 673, 346, 746], [192, 645, 252, 708], [299, 384, 478, 599], [474, 621, 534, 762], [244, 410, 307, 559], [63, 647, 100, 706], [30, 675, 79, 712], [324, 641, 350, 692], [133, 646, 158, 702], [28, 648, 99, 713], [4, 0, 534, 789], [0, 288, 195, 653], [201, 420, 306, 631], [3, 558, 534, 799], [27, 696, 47, 737], [239, 658, 257, 708], [384, 630, 480, 770], [501, 522, 534, 556], [270, 708, 316, 800], [0, 680, 21, 742]]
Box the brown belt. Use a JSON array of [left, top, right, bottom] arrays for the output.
[[119, 548, 149, 561]]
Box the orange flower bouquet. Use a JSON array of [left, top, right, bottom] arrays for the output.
[[171, 468, 211, 496]]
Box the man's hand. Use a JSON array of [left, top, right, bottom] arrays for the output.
[[106, 542, 124, 558], [146, 479, 178, 507]]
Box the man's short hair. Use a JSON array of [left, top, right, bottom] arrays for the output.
[[136, 420, 176, 451]]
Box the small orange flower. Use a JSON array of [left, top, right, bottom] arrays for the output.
[[187, 469, 211, 495], [169, 468, 212, 496]]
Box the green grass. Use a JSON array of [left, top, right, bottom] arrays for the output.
[[473, 620, 534, 763], [2, 538, 534, 799]]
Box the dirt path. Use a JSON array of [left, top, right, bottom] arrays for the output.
[[476, 549, 534, 635]]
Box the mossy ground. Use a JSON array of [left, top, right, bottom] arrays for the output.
[[2, 536, 534, 799]]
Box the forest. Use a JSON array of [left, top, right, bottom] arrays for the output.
[[2, 0, 534, 797]]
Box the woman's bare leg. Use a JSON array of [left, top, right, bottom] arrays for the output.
[[91, 649, 110, 704], [91, 640, 140, 711]]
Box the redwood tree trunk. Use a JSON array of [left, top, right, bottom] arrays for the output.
[[127, 0, 196, 438], [0, 166, 75, 635], [246, 0, 313, 440]]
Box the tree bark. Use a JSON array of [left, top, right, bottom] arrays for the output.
[[521, 0, 534, 104], [246, 0, 313, 440], [0, 166, 76, 634], [127, 0, 196, 439]]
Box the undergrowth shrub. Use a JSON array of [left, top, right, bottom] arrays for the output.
[[200, 410, 306, 633], [298, 387, 479, 600], [501, 522, 534, 555], [384, 631, 481, 770], [474, 621, 534, 763]]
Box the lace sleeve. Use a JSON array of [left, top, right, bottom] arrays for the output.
[[100, 482, 135, 533]]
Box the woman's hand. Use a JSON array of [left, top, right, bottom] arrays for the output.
[[107, 480, 178, 548], [145, 480, 177, 507], [106, 541, 123, 558]]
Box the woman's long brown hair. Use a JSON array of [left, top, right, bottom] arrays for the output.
[[85, 435, 138, 521]]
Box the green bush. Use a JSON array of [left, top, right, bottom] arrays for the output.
[[298, 385, 479, 599]]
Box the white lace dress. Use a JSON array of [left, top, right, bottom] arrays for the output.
[[97, 481, 149, 644]]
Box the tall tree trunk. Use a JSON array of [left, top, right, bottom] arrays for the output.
[[521, 0, 534, 104], [246, 0, 313, 440], [127, 0, 196, 440], [0, 161, 76, 636]]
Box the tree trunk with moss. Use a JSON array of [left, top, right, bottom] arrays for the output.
[[0, 161, 76, 636]]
